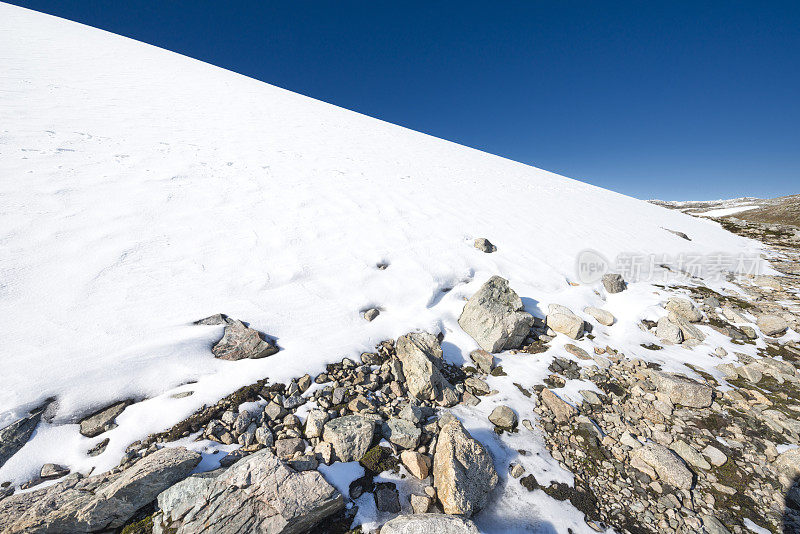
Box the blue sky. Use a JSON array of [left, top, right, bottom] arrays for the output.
[[12, 1, 800, 200]]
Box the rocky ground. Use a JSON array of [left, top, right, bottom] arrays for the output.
[[2, 225, 800, 533]]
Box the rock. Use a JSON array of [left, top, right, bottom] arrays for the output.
[[546, 304, 584, 339], [304, 410, 329, 439], [275, 438, 306, 459], [288, 454, 318, 472], [87, 438, 109, 457], [630, 441, 693, 489], [39, 463, 69, 480], [194, 313, 232, 325], [670, 440, 710, 470], [212, 319, 279, 360], [398, 404, 425, 424], [754, 275, 782, 290], [469, 349, 494, 373], [722, 306, 748, 324], [665, 297, 703, 322], [401, 450, 430, 479], [667, 312, 706, 342], [395, 332, 454, 402], [264, 402, 288, 421], [738, 364, 762, 384], [773, 447, 800, 488], [564, 344, 591, 360], [702, 445, 728, 467], [583, 306, 614, 326], [363, 308, 380, 322], [579, 390, 602, 406], [656, 316, 683, 344], [540, 388, 577, 423], [458, 276, 533, 352], [79, 401, 129, 438], [373, 482, 401, 512], [473, 238, 497, 253], [383, 418, 422, 449], [0, 447, 200, 533], [433, 419, 498, 517], [380, 513, 480, 534], [509, 463, 525, 478], [648, 371, 712, 408], [323, 415, 375, 462], [359, 445, 398, 474], [0, 409, 43, 469], [602, 273, 626, 293], [740, 325, 758, 339], [757, 314, 789, 336], [464, 376, 490, 395], [701, 514, 732, 534], [488, 405, 517, 430], [219, 449, 248, 467], [156, 448, 343, 533], [410, 493, 432, 514]]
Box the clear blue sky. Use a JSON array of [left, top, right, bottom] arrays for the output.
[[11, 1, 800, 200]]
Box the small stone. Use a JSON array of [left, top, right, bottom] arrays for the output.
[[458, 276, 533, 352], [540, 388, 577, 423], [410, 493, 432, 514], [564, 344, 591, 360], [304, 410, 329, 439], [757, 314, 788, 336], [630, 441, 693, 489], [656, 316, 683, 344], [583, 306, 615, 326], [469, 349, 494, 373], [363, 308, 380, 322], [212, 319, 278, 360], [79, 401, 129, 438], [39, 463, 69, 480], [670, 440, 711, 470], [665, 297, 703, 322], [488, 405, 517, 430], [546, 304, 584, 339], [323, 415, 376, 462], [601, 273, 626, 293], [702, 445, 728, 467], [275, 438, 305, 459], [509, 462, 525, 478], [473, 238, 497, 253], [401, 450, 430, 480], [383, 418, 422, 449]]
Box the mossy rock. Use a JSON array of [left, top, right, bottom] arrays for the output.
[[358, 445, 397, 474], [120, 515, 153, 534]]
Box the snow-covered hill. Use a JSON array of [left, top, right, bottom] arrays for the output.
[[0, 3, 772, 532]]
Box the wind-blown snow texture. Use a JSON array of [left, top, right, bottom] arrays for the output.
[[0, 4, 767, 532]]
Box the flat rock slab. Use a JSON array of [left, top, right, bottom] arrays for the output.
[[0, 408, 43, 469], [380, 513, 479, 533], [0, 447, 200, 533], [79, 400, 130, 438], [212, 319, 279, 360], [156, 448, 343, 534], [648, 371, 712, 408]]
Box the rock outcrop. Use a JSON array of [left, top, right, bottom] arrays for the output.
[[0, 408, 43, 469]]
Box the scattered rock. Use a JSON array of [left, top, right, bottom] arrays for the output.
[[665, 298, 703, 322], [656, 317, 683, 344], [540, 388, 577, 423], [383, 418, 422, 449], [630, 441, 693, 490], [212, 319, 279, 360], [410, 493, 432, 514], [584, 306, 615, 326], [602, 273, 626, 293], [380, 513, 479, 534], [373, 482, 401, 512], [458, 276, 533, 352], [395, 332, 455, 402], [79, 401, 130, 438], [473, 238, 497, 253], [323, 415, 376, 462], [433, 418, 498, 517], [401, 450, 430, 480], [757, 314, 788, 336], [546, 304, 584, 339], [488, 405, 517, 430], [564, 343, 591, 360], [648, 371, 712, 408], [469, 349, 494, 373], [363, 308, 380, 322], [39, 463, 69, 480]]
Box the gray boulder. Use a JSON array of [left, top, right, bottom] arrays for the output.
[[665, 298, 702, 322], [395, 332, 455, 403], [630, 441, 693, 489], [458, 276, 533, 352], [156, 449, 343, 534], [79, 400, 130, 437], [322, 415, 375, 462], [212, 319, 279, 360], [382, 418, 421, 449], [667, 312, 706, 342], [648, 371, 712, 408], [433, 419, 498, 517], [656, 316, 683, 344], [473, 238, 497, 253], [380, 513, 480, 534], [0, 447, 201, 533], [602, 273, 626, 293], [488, 405, 517, 430], [304, 410, 329, 439], [469, 349, 494, 373], [757, 314, 789, 336], [0, 408, 43, 469], [546, 304, 584, 339]]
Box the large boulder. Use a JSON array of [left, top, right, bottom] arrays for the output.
[[380, 513, 480, 534], [0, 447, 201, 533], [655, 316, 683, 344], [648, 371, 712, 408], [0, 408, 43, 469], [458, 276, 533, 352], [545, 304, 584, 339], [583, 306, 615, 326], [630, 441, 693, 489], [212, 319, 279, 360], [757, 314, 789, 337], [322, 415, 376, 462], [395, 332, 456, 403], [155, 449, 343, 534], [433, 419, 498, 517], [667, 312, 706, 342], [665, 298, 703, 322]]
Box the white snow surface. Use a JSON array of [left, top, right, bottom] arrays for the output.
[[697, 205, 759, 217], [0, 3, 773, 532]]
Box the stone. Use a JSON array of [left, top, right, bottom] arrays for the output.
[[488, 405, 517, 430], [509, 463, 525, 478], [39, 463, 69, 480], [0, 409, 43, 469], [383, 418, 422, 449], [458, 276, 533, 352], [398, 404, 425, 424], [264, 402, 288, 421], [564, 344, 591, 360], [212, 319, 278, 360], [464, 376, 490, 395], [722, 306, 748, 324], [601, 273, 626, 293], [579, 390, 602, 405], [0, 447, 200, 533], [156, 448, 343, 533], [757, 314, 788, 336], [373, 482, 401, 512], [540, 388, 577, 423], [701, 514, 732, 534], [79, 401, 129, 438], [469, 349, 494, 373], [670, 440, 710, 470], [665, 297, 703, 322], [583, 306, 615, 326], [546, 304, 584, 339], [219, 449, 248, 467], [275, 438, 305, 459], [401, 450, 430, 480], [288, 454, 318, 472], [738, 364, 762, 384], [395, 332, 455, 402], [194, 313, 232, 325], [322, 415, 376, 462], [363, 308, 380, 322], [410, 493, 432, 514], [773, 447, 800, 488], [702, 445, 728, 467], [754, 275, 782, 290], [656, 316, 683, 344], [304, 410, 329, 439], [667, 312, 706, 342], [473, 238, 497, 253], [630, 441, 693, 489], [380, 513, 480, 534], [648, 370, 712, 408], [433, 419, 498, 517]]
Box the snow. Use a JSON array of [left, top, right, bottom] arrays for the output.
[[697, 205, 760, 217], [0, 3, 774, 532]]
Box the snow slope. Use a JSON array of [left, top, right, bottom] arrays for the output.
[[0, 3, 768, 531]]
